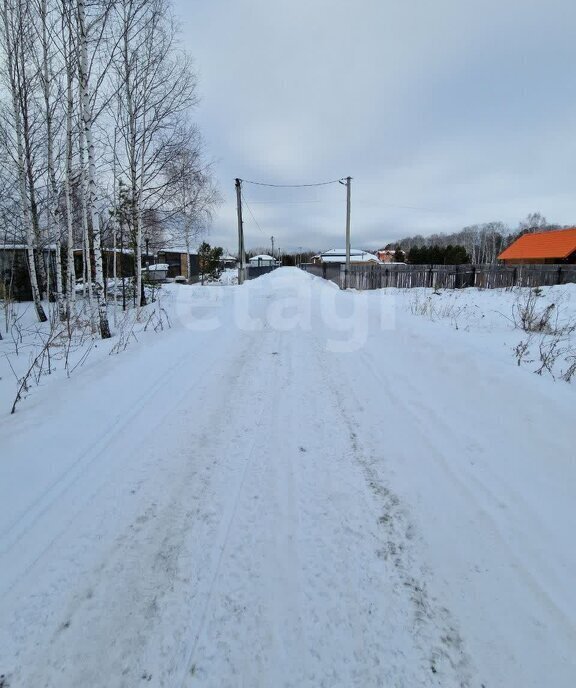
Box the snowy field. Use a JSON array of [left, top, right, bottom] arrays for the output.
[[1, 268, 575, 687]]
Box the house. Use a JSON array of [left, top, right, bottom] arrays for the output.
[[315, 248, 382, 265], [156, 247, 200, 279], [498, 228, 576, 265], [73, 248, 139, 281], [248, 254, 276, 267], [220, 254, 238, 269], [376, 248, 405, 263], [0, 244, 57, 301]]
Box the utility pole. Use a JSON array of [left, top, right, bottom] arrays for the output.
[[345, 176, 352, 288], [271, 235, 275, 258], [235, 178, 245, 284]]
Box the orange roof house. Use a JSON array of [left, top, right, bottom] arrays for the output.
[[498, 228, 576, 265]]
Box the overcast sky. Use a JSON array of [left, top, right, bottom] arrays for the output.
[[174, 0, 576, 253]]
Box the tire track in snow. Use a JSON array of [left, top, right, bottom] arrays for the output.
[[308, 330, 476, 687], [357, 345, 576, 644], [172, 318, 287, 686], [3, 315, 273, 686], [0, 338, 232, 603], [174, 387, 269, 687], [0, 343, 194, 562]]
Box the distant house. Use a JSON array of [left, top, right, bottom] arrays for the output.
[[376, 248, 405, 263], [248, 254, 276, 267], [156, 248, 200, 279], [0, 244, 56, 301], [498, 228, 576, 265], [141, 263, 169, 282], [220, 254, 238, 269], [73, 248, 138, 281], [315, 248, 382, 265]]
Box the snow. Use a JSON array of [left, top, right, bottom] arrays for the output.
[[319, 248, 382, 263], [212, 268, 238, 285], [249, 254, 275, 262], [143, 263, 170, 272], [321, 253, 380, 263], [321, 248, 372, 255], [0, 269, 575, 687], [0, 243, 58, 251], [158, 246, 198, 255]]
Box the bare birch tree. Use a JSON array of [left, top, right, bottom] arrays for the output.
[[76, 0, 111, 337], [35, 0, 66, 320], [164, 134, 221, 279], [0, 0, 47, 322], [111, 0, 198, 304], [0, 0, 218, 332]]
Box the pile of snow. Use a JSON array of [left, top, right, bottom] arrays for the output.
[[213, 268, 238, 285]]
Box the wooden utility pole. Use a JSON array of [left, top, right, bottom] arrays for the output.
[[345, 176, 352, 289], [271, 235, 275, 258], [235, 178, 245, 284]]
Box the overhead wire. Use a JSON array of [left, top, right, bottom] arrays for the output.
[[239, 177, 435, 211], [241, 191, 265, 233], [240, 178, 345, 188]]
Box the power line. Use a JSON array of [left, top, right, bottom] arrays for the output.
[[245, 199, 325, 205], [241, 191, 265, 233], [240, 177, 345, 188], [379, 202, 437, 212]]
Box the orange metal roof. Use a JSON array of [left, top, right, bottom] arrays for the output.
[[498, 227, 576, 261]]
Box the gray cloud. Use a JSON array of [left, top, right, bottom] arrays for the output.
[[176, 0, 576, 252]]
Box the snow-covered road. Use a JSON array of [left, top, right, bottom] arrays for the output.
[[1, 268, 575, 687]]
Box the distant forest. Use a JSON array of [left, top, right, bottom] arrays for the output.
[[387, 213, 568, 264]]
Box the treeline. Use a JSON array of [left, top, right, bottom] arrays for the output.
[[407, 245, 470, 265], [0, 0, 219, 337], [392, 213, 566, 265]]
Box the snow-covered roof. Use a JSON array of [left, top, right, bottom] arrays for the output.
[[321, 248, 372, 256], [142, 263, 169, 272], [249, 254, 275, 262], [157, 246, 198, 255], [0, 243, 58, 251], [320, 249, 381, 264], [220, 254, 237, 261]]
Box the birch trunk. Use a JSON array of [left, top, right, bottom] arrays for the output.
[[78, 111, 94, 327], [136, 61, 149, 306], [40, 0, 65, 321], [120, 8, 142, 308], [64, 41, 76, 315], [77, 0, 111, 338], [112, 218, 117, 326]]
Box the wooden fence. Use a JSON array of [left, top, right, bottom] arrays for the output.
[[245, 264, 279, 280], [301, 263, 576, 291], [299, 263, 341, 285]]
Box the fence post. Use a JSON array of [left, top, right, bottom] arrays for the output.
[[470, 265, 476, 288], [512, 266, 518, 287], [557, 266, 563, 285]]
